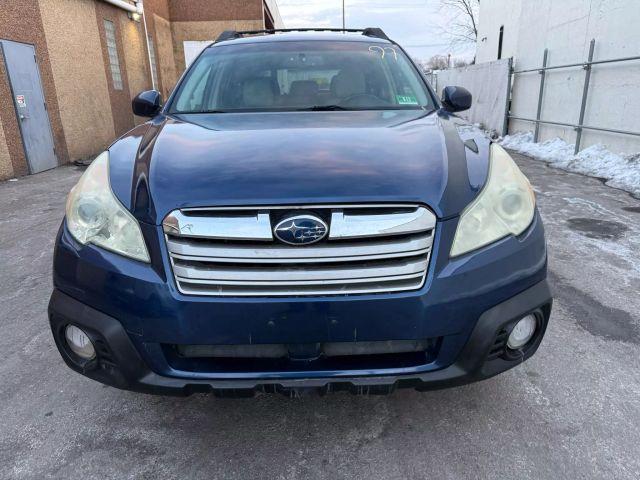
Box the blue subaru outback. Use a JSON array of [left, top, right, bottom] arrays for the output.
[[49, 28, 551, 396]]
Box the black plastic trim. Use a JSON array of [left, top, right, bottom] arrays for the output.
[[48, 280, 552, 396], [215, 28, 392, 44]]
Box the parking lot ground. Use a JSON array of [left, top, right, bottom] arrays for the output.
[[0, 152, 639, 480]]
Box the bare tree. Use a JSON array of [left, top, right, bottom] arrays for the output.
[[414, 58, 430, 73], [440, 0, 480, 47], [427, 54, 450, 71], [453, 58, 470, 68]]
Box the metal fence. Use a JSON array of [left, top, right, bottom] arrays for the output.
[[506, 39, 640, 154], [422, 70, 436, 91]]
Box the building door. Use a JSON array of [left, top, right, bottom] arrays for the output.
[[0, 40, 57, 173]]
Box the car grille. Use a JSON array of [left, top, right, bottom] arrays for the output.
[[162, 338, 441, 374], [163, 204, 436, 297]]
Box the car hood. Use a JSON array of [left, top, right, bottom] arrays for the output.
[[108, 110, 490, 224]]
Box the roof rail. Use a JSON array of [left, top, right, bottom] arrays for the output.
[[215, 28, 392, 43]]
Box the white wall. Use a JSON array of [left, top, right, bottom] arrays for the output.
[[183, 41, 213, 67], [265, 0, 284, 28], [476, 0, 522, 64], [476, 0, 640, 154]]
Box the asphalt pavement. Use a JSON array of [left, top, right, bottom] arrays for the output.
[[0, 152, 639, 480]]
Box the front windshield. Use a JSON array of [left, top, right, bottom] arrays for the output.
[[169, 40, 434, 113]]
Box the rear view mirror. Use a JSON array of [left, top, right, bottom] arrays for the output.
[[441, 86, 472, 112], [132, 90, 162, 117]]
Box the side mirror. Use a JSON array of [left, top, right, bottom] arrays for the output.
[[441, 86, 472, 112], [132, 90, 162, 117]]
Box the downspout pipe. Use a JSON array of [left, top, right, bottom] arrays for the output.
[[140, 1, 158, 90], [100, 0, 143, 14]]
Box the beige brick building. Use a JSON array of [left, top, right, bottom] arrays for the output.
[[0, 0, 282, 180]]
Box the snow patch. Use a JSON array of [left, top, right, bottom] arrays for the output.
[[500, 131, 640, 198]]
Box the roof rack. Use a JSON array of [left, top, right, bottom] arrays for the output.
[[215, 28, 392, 44]]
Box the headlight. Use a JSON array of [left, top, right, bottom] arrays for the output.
[[66, 151, 150, 262], [451, 143, 535, 257]]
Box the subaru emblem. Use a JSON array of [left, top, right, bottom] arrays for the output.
[[274, 215, 328, 245]]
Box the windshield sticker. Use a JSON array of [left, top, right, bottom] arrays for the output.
[[368, 45, 398, 61], [396, 95, 419, 105]]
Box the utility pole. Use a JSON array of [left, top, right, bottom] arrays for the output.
[[342, 0, 346, 30]]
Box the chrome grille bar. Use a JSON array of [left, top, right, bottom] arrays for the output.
[[176, 273, 425, 287], [330, 208, 436, 239], [163, 204, 436, 297], [164, 210, 273, 240], [166, 233, 432, 264], [173, 258, 428, 283]]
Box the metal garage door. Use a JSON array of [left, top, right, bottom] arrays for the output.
[[0, 39, 57, 173]]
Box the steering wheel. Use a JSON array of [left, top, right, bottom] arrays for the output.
[[340, 93, 390, 107]]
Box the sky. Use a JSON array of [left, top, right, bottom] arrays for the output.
[[276, 0, 477, 63]]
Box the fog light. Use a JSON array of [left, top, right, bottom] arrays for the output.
[[507, 315, 537, 350], [64, 325, 96, 360]]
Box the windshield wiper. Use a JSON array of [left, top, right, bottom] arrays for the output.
[[298, 105, 352, 111]]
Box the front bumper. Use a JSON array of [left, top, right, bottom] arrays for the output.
[[49, 280, 552, 396], [49, 211, 551, 395]]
